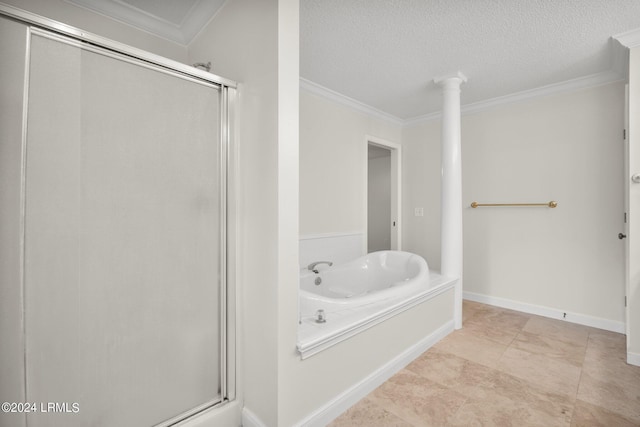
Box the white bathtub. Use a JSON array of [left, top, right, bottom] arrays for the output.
[[297, 251, 456, 358], [300, 251, 428, 305]]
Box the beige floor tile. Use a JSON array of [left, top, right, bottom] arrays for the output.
[[462, 300, 499, 323], [577, 370, 640, 423], [467, 306, 531, 329], [463, 310, 530, 345], [327, 397, 414, 427], [463, 300, 528, 320], [432, 328, 509, 369], [330, 302, 637, 426], [496, 347, 582, 398], [448, 370, 573, 427], [582, 337, 640, 385], [584, 330, 627, 364], [462, 300, 480, 323], [570, 399, 640, 427], [405, 347, 494, 398], [510, 330, 587, 368], [369, 368, 468, 426], [522, 316, 591, 348], [579, 330, 640, 423]]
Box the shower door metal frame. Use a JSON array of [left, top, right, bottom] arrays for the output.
[[0, 4, 237, 426]]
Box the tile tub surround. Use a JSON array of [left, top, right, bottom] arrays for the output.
[[329, 301, 640, 426]]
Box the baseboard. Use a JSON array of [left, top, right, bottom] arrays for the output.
[[463, 291, 625, 334], [628, 352, 640, 367], [241, 407, 267, 427], [293, 320, 454, 427], [174, 401, 241, 427]]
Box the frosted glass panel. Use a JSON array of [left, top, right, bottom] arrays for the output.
[[24, 33, 222, 427]]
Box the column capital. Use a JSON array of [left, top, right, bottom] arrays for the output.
[[433, 71, 468, 86]]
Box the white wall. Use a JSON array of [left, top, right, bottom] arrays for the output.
[[188, 1, 287, 425], [368, 154, 392, 251], [189, 0, 302, 425], [402, 120, 443, 269], [299, 90, 403, 237], [0, 0, 188, 62], [404, 82, 626, 327], [276, 0, 304, 425]]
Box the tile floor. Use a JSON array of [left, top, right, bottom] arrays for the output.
[[328, 301, 640, 426]]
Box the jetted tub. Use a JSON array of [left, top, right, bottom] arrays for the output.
[[300, 250, 429, 305], [297, 250, 457, 358]]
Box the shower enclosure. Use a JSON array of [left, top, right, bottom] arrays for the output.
[[0, 7, 235, 427]]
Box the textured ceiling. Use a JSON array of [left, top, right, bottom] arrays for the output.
[[301, 0, 640, 120], [66, 0, 640, 120]]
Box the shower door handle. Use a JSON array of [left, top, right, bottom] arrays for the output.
[[619, 233, 627, 240]]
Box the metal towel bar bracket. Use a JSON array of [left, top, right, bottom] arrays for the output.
[[470, 201, 557, 208]]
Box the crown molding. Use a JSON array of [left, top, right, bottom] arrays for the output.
[[610, 36, 630, 81], [180, 0, 227, 44], [299, 78, 404, 126], [462, 69, 624, 115], [303, 68, 624, 129], [303, 38, 627, 129], [64, 0, 226, 45], [614, 27, 640, 49], [64, 0, 184, 43], [404, 69, 625, 126], [403, 111, 442, 127]]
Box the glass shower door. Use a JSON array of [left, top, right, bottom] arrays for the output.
[[23, 30, 224, 427]]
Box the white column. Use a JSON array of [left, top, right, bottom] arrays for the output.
[[434, 72, 466, 330]]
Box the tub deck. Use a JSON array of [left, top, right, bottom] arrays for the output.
[[297, 272, 456, 359]]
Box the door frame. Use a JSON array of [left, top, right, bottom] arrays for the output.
[[364, 135, 402, 253], [625, 84, 630, 342], [614, 30, 640, 368], [626, 78, 640, 366]]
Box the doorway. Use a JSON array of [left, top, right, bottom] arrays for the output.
[[366, 136, 401, 253]]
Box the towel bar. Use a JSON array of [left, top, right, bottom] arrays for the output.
[[470, 201, 557, 208]]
